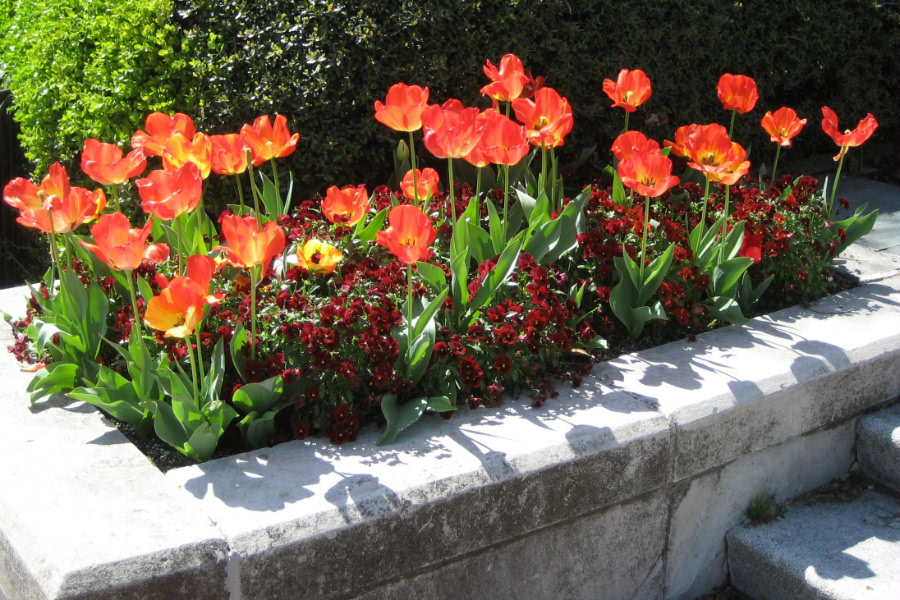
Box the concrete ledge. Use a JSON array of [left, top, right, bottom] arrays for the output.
[[857, 403, 900, 493], [1, 262, 898, 599]]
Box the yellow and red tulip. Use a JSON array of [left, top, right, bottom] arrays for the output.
[[241, 115, 300, 166], [322, 185, 369, 226], [80, 212, 169, 271], [3, 163, 106, 234], [81, 139, 146, 186], [131, 112, 196, 157], [376, 205, 437, 265]]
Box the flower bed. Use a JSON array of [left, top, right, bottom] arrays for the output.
[[2, 55, 880, 464]]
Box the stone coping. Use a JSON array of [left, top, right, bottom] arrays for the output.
[[0, 242, 897, 599]]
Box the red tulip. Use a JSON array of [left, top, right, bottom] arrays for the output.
[[739, 231, 763, 264], [706, 142, 750, 186], [131, 112, 196, 157], [376, 205, 436, 265], [683, 124, 736, 178], [512, 87, 574, 149], [135, 162, 203, 221], [617, 149, 680, 198], [611, 131, 661, 162], [663, 124, 701, 159], [81, 139, 146, 185], [602, 69, 652, 113], [422, 100, 485, 159], [162, 132, 212, 179], [374, 83, 430, 133], [4, 163, 106, 234], [80, 212, 169, 271], [400, 169, 440, 203], [481, 54, 531, 103], [322, 185, 369, 226], [210, 133, 250, 175], [241, 115, 300, 166], [717, 74, 759, 114], [761, 107, 807, 147], [216, 214, 286, 271], [478, 110, 530, 166], [821, 107, 878, 161]]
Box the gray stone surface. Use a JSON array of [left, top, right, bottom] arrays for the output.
[[0, 287, 231, 600], [728, 490, 900, 600], [833, 176, 900, 256], [353, 489, 669, 600], [664, 420, 856, 600], [857, 403, 900, 493]]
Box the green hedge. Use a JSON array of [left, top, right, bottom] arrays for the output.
[[175, 0, 898, 194], [2, 0, 898, 193], [0, 0, 199, 174]]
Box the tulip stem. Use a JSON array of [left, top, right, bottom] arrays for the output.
[[124, 270, 143, 345], [111, 186, 121, 213], [770, 145, 782, 186], [700, 177, 711, 238], [185, 333, 200, 408], [720, 185, 731, 244], [541, 147, 548, 199], [250, 266, 259, 360], [623, 111, 630, 134], [195, 330, 206, 395], [406, 263, 413, 365], [551, 147, 559, 210], [639, 195, 650, 281], [502, 164, 510, 241], [448, 158, 457, 225], [728, 110, 737, 140], [235, 174, 246, 213], [828, 152, 846, 219], [270, 159, 282, 213], [246, 150, 262, 216], [44, 202, 65, 307], [474, 167, 482, 218], [174, 215, 185, 275], [409, 131, 420, 208], [62, 233, 74, 275]]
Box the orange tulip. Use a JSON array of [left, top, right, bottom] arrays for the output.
[[617, 149, 680, 198], [481, 54, 531, 103], [683, 124, 737, 178], [611, 131, 661, 162], [144, 277, 206, 339], [162, 132, 212, 179], [322, 185, 369, 225], [297, 239, 343, 276], [707, 142, 750, 186], [216, 214, 286, 271], [602, 69, 652, 113], [400, 168, 440, 203], [761, 107, 807, 147], [241, 115, 300, 166], [717, 74, 759, 115], [4, 163, 106, 234], [512, 87, 574, 149], [131, 112, 196, 157], [478, 110, 530, 166], [373, 83, 430, 133], [210, 133, 250, 175], [663, 124, 701, 158], [155, 255, 219, 299], [80, 212, 169, 271], [422, 99, 485, 159], [821, 107, 878, 161], [81, 139, 146, 185], [376, 205, 436, 265], [135, 162, 203, 221]]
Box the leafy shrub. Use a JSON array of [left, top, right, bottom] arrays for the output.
[[174, 0, 899, 196], [0, 0, 199, 173]]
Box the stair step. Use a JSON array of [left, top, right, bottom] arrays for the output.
[[727, 489, 900, 600], [857, 403, 900, 493]]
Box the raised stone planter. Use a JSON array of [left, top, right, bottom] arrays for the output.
[[1, 225, 898, 600]]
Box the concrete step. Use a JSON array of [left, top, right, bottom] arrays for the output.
[[857, 403, 900, 493], [727, 489, 900, 600]]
